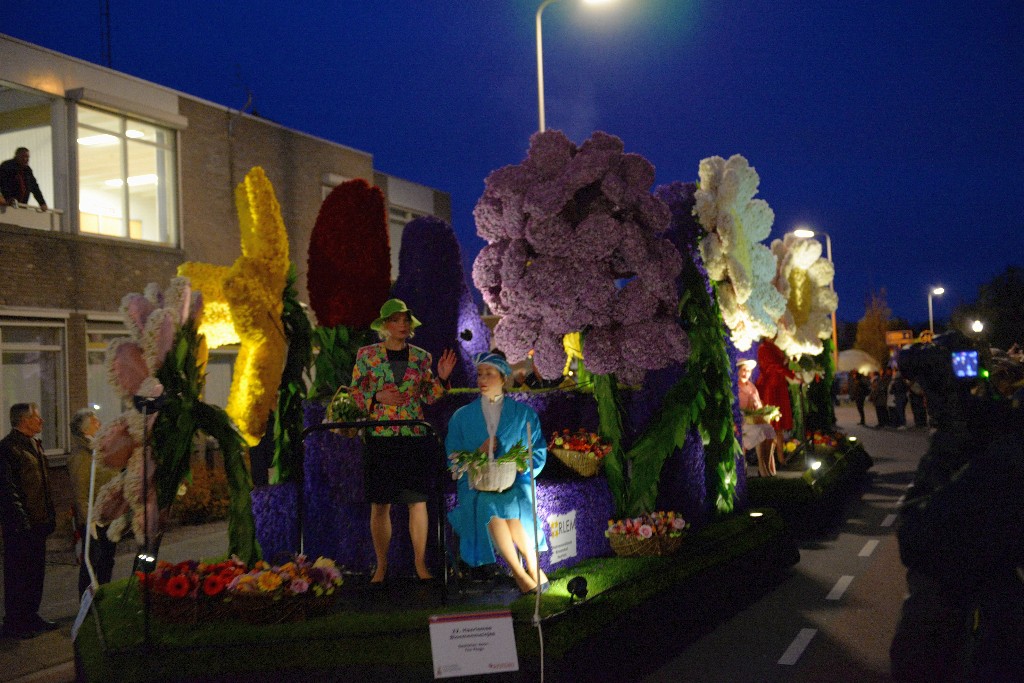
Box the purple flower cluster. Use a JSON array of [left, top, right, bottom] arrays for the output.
[[473, 131, 689, 382], [392, 216, 491, 387]]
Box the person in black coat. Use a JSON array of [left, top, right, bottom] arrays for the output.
[[0, 403, 58, 639], [0, 148, 47, 208]]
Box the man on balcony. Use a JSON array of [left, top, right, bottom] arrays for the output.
[[0, 147, 47, 209]]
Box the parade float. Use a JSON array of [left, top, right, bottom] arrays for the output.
[[75, 132, 868, 680]]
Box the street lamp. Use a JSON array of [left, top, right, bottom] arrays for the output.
[[971, 319, 984, 334], [536, 0, 617, 132], [792, 228, 839, 371], [927, 286, 945, 335]]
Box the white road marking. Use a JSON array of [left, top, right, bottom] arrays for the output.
[[826, 575, 854, 600], [778, 628, 818, 665], [881, 513, 897, 527], [859, 539, 880, 557]]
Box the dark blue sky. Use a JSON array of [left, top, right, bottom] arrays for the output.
[[7, 1, 1023, 325]]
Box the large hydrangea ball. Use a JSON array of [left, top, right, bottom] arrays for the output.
[[473, 130, 689, 380]]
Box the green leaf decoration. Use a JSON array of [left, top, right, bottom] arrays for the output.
[[272, 265, 313, 483]]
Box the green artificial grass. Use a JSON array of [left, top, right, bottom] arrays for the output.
[[76, 511, 796, 682]]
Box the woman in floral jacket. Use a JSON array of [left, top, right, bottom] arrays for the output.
[[350, 299, 456, 583]]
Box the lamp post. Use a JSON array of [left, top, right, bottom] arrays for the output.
[[536, 0, 616, 132], [927, 286, 945, 335], [971, 319, 984, 334], [793, 228, 839, 371]]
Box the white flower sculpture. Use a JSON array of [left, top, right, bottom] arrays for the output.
[[93, 277, 200, 542], [694, 154, 786, 351], [770, 233, 839, 358]]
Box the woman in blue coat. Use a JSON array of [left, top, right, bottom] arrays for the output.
[[446, 352, 549, 594]]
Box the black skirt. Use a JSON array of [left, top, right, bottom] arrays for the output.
[[363, 435, 436, 504]]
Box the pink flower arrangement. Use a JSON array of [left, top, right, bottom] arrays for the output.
[[605, 511, 688, 539]]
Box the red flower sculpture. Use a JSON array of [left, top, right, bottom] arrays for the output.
[[308, 179, 391, 328]]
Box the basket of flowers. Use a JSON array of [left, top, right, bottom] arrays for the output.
[[547, 428, 611, 478], [227, 556, 343, 624], [324, 386, 367, 438], [605, 512, 688, 557], [139, 557, 247, 624], [742, 405, 780, 425], [449, 442, 530, 493], [808, 430, 841, 455]]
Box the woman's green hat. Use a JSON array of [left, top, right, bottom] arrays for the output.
[[371, 298, 422, 332]]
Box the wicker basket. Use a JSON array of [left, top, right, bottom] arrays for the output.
[[229, 593, 307, 625], [469, 461, 517, 492], [608, 533, 684, 558], [551, 448, 601, 477], [148, 593, 234, 624], [325, 386, 363, 439]]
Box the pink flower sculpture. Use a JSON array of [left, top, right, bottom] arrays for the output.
[[473, 131, 689, 383]]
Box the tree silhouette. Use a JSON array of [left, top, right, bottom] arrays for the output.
[[855, 289, 891, 367]]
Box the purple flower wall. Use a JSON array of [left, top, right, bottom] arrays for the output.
[[392, 216, 491, 388]]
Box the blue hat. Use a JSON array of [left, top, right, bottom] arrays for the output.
[[474, 352, 511, 378]]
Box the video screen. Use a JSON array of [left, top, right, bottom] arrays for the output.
[[951, 350, 979, 378]]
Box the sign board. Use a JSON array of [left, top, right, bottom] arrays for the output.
[[71, 586, 94, 642], [885, 330, 914, 346], [429, 610, 519, 678], [546, 509, 578, 564]]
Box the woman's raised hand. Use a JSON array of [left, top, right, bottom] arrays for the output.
[[437, 349, 457, 381]]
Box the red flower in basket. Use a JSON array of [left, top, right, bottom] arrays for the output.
[[165, 574, 192, 598], [202, 574, 228, 597]]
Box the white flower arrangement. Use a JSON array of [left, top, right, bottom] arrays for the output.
[[770, 233, 839, 358], [694, 155, 786, 350]]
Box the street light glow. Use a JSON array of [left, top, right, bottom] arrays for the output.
[[928, 286, 945, 335], [971, 320, 984, 333], [793, 228, 815, 238], [536, 0, 621, 132]]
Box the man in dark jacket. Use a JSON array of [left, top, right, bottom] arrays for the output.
[[0, 148, 47, 208], [0, 403, 57, 639]]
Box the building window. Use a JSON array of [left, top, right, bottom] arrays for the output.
[[0, 321, 66, 454], [387, 204, 426, 281], [85, 326, 130, 426], [77, 106, 177, 246], [0, 84, 55, 213], [204, 348, 238, 409]]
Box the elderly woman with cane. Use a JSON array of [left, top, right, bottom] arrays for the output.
[[446, 352, 549, 594]]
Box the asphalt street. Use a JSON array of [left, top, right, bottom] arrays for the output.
[[645, 403, 926, 682]]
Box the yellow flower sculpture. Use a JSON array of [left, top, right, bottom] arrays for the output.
[[178, 167, 290, 445], [177, 262, 239, 350], [770, 233, 838, 358]]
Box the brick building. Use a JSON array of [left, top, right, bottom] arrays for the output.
[[0, 34, 450, 469]]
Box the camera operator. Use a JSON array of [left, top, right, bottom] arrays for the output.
[[890, 331, 1024, 682]]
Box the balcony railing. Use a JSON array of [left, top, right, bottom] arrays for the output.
[[0, 203, 63, 231]]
